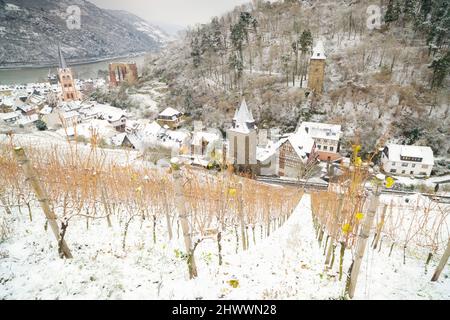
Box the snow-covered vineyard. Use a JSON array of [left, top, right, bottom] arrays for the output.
[[0, 137, 449, 300]]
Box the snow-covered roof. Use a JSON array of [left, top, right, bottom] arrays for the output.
[[159, 107, 182, 118], [62, 111, 80, 119], [0, 111, 21, 121], [142, 121, 162, 137], [256, 140, 278, 163], [17, 114, 38, 125], [16, 104, 35, 112], [311, 40, 326, 60], [192, 131, 220, 146], [111, 133, 127, 146], [280, 130, 316, 161], [299, 122, 341, 141], [39, 105, 53, 115], [385, 144, 434, 166], [231, 99, 256, 133], [0, 96, 14, 107], [59, 119, 116, 139], [90, 103, 127, 122]]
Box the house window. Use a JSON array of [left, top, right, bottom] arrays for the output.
[[402, 170, 406, 174], [422, 165, 429, 169], [410, 171, 414, 175], [412, 164, 416, 168], [323, 146, 328, 151], [402, 163, 408, 167], [317, 145, 321, 150], [329, 146, 334, 152], [390, 169, 397, 173]]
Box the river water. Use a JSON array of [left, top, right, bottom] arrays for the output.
[[0, 54, 151, 85]]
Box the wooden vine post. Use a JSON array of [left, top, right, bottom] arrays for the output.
[[431, 237, 450, 282], [237, 182, 247, 251], [171, 158, 198, 279], [13, 147, 73, 259], [325, 194, 344, 266], [348, 186, 380, 298]]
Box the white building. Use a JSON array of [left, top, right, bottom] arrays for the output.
[[156, 107, 185, 129], [299, 122, 342, 161], [0, 111, 21, 124], [381, 144, 435, 177]]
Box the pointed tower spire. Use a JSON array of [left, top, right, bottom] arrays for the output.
[[311, 40, 326, 60], [232, 98, 256, 132], [57, 43, 67, 69]]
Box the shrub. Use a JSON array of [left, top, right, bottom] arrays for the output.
[[35, 120, 47, 131]]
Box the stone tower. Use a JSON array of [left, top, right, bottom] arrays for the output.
[[307, 40, 326, 95], [57, 44, 80, 102], [226, 99, 258, 175]]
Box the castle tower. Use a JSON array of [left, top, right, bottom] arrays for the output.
[[226, 99, 258, 175], [57, 44, 80, 102], [307, 40, 326, 95]]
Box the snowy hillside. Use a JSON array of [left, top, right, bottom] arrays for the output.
[[106, 10, 175, 44], [1, 191, 448, 299], [143, 0, 449, 157]]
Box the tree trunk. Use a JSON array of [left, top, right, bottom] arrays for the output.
[[14, 147, 72, 259], [431, 238, 450, 282], [0, 188, 11, 215], [163, 191, 173, 241], [348, 191, 380, 298], [172, 161, 198, 279]]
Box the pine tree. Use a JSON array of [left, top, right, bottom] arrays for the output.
[[402, 0, 416, 22], [385, 0, 400, 24], [430, 51, 450, 89], [419, 0, 432, 20], [426, 0, 450, 53], [402, 0, 415, 21]]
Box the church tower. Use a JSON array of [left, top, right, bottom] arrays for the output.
[[226, 99, 258, 175], [307, 40, 326, 95], [57, 44, 81, 102]]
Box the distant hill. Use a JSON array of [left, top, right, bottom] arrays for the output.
[[0, 0, 170, 67]]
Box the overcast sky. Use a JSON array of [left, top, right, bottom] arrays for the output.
[[90, 0, 250, 31]]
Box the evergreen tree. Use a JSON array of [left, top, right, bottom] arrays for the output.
[[430, 51, 450, 89], [426, 0, 450, 53], [402, 0, 416, 22], [299, 29, 313, 53], [419, 0, 432, 20], [385, 0, 400, 24]]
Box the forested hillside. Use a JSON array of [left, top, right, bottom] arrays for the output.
[[142, 0, 449, 157]]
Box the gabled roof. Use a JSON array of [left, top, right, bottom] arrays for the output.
[[159, 107, 182, 118], [299, 121, 341, 141], [279, 129, 316, 162]]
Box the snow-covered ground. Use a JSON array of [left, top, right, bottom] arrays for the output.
[[1, 194, 448, 300]]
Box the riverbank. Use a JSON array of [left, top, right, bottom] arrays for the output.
[[0, 53, 152, 85], [0, 51, 153, 71]]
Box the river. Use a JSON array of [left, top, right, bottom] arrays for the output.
[[0, 53, 151, 85]]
